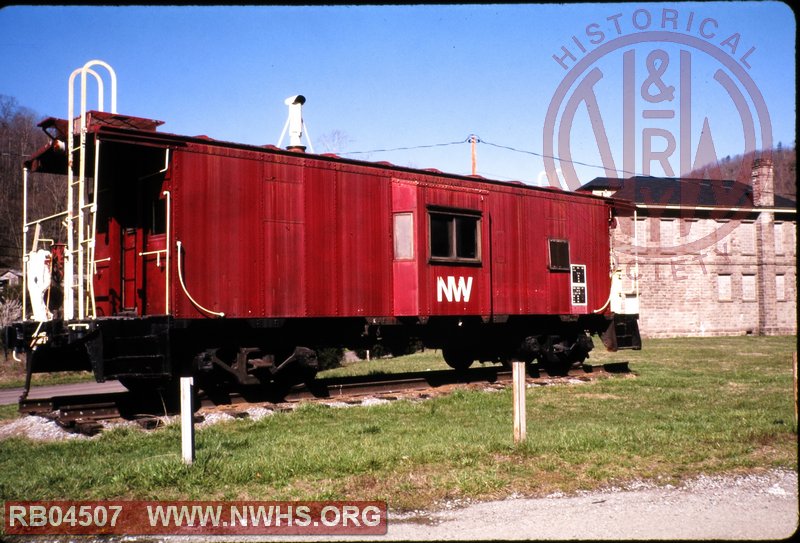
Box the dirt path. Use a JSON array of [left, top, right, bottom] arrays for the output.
[[383, 469, 798, 540], [155, 469, 795, 542]]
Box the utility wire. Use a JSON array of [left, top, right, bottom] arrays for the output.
[[340, 137, 472, 156], [340, 135, 643, 178], [476, 137, 641, 177]]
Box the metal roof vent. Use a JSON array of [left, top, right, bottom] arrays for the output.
[[278, 95, 314, 153]]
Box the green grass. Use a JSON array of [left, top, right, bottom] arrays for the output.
[[319, 350, 450, 378], [0, 404, 19, 421], [0, 336, 796, 511]]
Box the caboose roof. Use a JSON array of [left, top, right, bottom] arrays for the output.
[[26, 111, 632, 209]]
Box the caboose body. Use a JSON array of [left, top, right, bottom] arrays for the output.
[[5, 62, 640, 393]]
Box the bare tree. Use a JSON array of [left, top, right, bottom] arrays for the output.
[[316, 129, 353, 154], [689, 145, 797, 201], [0, 296, 22, 329], [772, 142, 797, 200], [0, 95, 64, 271]]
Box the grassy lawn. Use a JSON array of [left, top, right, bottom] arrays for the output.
[[319, 350, 452, 378], [0, 335, 796, 511]]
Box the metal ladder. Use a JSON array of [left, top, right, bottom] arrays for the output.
[[64, 60, 117, 321]]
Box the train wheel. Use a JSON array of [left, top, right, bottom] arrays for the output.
[[541, 355, 572, 376], [271, 346, 319, 386], [443, 345, 473, 371]]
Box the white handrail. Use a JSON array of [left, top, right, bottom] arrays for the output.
[[21, 167, 28, 321], [163, 188, 171, 314], [88, 138, 101, 319], [176, 240, 224, 318], [65, 60, 117, 321]]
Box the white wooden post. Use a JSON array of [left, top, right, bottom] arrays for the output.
[[793, 352, 797, 427], [512, 361, 526, 444], [180, 377, 195, 464]]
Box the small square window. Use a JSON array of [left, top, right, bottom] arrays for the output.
[[428, 209, 481, 264], [549, 239, 570, 271]]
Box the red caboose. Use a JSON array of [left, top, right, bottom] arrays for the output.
[[7, 62, 640, 393]]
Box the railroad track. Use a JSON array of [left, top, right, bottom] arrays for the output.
[[18, 362, 630, 436]]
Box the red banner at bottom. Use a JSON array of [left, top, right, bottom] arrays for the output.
[[4, 500, 387, 535]]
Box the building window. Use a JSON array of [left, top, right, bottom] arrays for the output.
[[634, 218, 647, 247], [140, 176, 167, 235], [776, 274, 786, 302], [717, 274, 732, 302], [548, 239, 570, 271], [659, 219, 677, 252], [428, 209, 481, 263], [742, 273, 756, 301], [715, 228, 731, 255], [774, 222, 784, 255], [150, 198, 167, 235], [393, 212, 414, 260], [739, 221, 756, 256]]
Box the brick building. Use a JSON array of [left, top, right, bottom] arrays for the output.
[[579, 159, 796, 338]]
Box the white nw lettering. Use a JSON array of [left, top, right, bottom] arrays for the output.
[[436, 276, 473, 303]]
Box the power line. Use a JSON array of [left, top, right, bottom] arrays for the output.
[[339, 135, 643, 178], [340, 137, 471, 156], [475, 137, 641, 177]]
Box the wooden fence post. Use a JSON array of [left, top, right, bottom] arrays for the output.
[[181, 377, 195, 464], [793, 352, 797, 428], [513, 360, 526, 444]]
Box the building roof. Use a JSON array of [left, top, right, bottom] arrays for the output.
[[0, 269, 22, 278], [579, 176, 796, 209]]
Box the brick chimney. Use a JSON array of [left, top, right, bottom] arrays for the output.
[[751, 157, 774, 207]]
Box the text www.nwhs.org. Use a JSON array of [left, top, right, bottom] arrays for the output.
[[5, 501, 388, 535], [148, 503, 384, 528]]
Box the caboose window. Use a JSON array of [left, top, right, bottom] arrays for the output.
[[393, 212, 414, 260], [150, 198, 167, 235], [428, 209, 481, 264], [548, 239, 570, 271]]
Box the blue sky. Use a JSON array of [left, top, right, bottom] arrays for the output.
[[0, 3, 795, 187]]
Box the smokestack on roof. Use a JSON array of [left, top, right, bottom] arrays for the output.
[[751, 156, 774, 207], [282, 95, 307, 153]]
